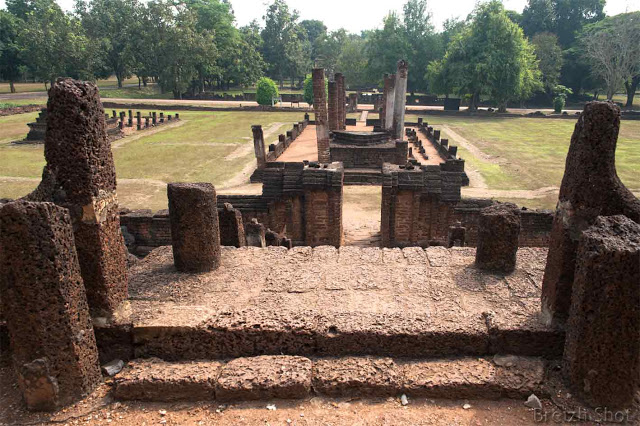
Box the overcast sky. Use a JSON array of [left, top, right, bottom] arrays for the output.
[[2, 0, 638, 32]]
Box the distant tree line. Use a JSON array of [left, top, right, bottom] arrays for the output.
[[0, 0, 638, 107]]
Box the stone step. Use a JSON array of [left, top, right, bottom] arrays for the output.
[[114, 355, 547, 402], [131, 308, 564, 361]]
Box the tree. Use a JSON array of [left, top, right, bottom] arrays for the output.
[[429, 0, 542, 111], [256, 76, 278, 106], [17, 0, 93, 87], [300, 19, 326, 63], [403, 0, 441, 92], [365, 12, 408, 86], [76, 0, 139, 88], [261, 0, 307, 87], [0, 10, 23, 93], [531, 32, 563, 95], [521, 0, 605, 47], [336, 34, 370, 88], [303, 73, 313, 105], [314, 29, 347, 76], [579, 12, 640, 100]]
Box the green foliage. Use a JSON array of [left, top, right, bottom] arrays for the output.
[[0, 10, 23, 90], [336, 35, 370, 88], [429, 0, 542, 110], [553, 96, 565, 112], [256, 77, 279, 106], [531, 32, 563, 93], [303, 74, 313, 105]]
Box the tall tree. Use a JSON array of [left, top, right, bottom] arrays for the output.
[[0, 10, 23, 93], [300, 19, 326, 63], [579, 12, 640, 101], [531, 32, 563, 95], [336, 34, 370, 88], [403, 0, 441, 92], [521, 0, 605, 47], [314, 29, 347, 76], [261, 0, 306, 87], [365, 12, 408, 86], [429, 0, 541, 111], [76, 0, 139, 88]]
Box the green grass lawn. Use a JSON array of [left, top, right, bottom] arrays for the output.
[[407, 114, 640, 194], [0, 76, 141, 94], [0, 110, 305, 210]]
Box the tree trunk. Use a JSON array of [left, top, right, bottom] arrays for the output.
[[625, 76, 639, 108], [498, 102, 507, 113], [117, 74, 123, 89], [138, 77, 141, 89], [143, 77, 148, 87], [468, 91, 480, 111], [9, 81, 15, 93]]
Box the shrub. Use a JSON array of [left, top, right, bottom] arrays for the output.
[[256, 77, 279, 106], [553, 96, 565, 113], [303, 73, 328, 106]]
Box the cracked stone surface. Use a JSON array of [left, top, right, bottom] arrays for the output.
[[128, 246, 560, 359]]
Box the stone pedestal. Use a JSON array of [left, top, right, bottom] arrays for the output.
[[26, 78, 129, 318], [167, 183, 220, 272], [563, 215, 640, 409], [542, 102, 640, 323], [219, 203, 246, 248], [475, 204, 521, 273], [245, 218, 266, 247], [0, 201, 101, 410]]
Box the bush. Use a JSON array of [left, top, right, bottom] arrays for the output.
[[303, 74, 314, 105], [256, 77, 279, 106], [553, 96, 565, 113]]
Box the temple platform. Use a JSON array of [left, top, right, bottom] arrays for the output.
[[128, 246, 563, 361]]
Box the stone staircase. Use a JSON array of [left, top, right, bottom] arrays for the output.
[[111, 245, 562, 403]]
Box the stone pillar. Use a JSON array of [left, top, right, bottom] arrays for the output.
[[265, 229, 282, 246], [252, 125, 267, 169], [0, 201, 101, 410], [127, 110, 133, 127], [335, 73, 346, 130], [145, 117, 150, 128], [175, 113, 180, 120], [393, 60, 408, 140], [328, 80, 339, 131], [348, 93, 358, 113], [245, 218, 266, 247], [152, 112, 157, 125], [563, 215, 640, 409], [475, 203, 521, 273], [541, 102, 640, 323], [312, 68, 330, 163], [383, 74, 395, 132], [167, 183, 220, 272], [136, 111, 141, 130], [26, 78, 129, 319], [159, 112, 164, 123], [219, 203, 246, 248]]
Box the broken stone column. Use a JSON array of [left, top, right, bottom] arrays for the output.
[[252, 125, 267, 169], [219, 203, 246, 247], [563, 215, 640, 409], [328, 81, 339, 131], [383, 74, 396, 132], [335, 73, 346, 130], [167, 183, 220, 272], [541, 102, 640, 323], [265, 229, 283, 246], [0, 201, 101, 410], [25, 78, 129, 318], [448, 221, 466, 247], [393, 60, 408, 140], [348, 93, 358, 113], [475, 203, 521, 273], [312, 68, 330, 163], [245, 218, 266, 247]]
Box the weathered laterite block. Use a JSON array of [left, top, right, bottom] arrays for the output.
[[167, 183, 221, 272], [245, 218, 266, 247], [27, 78, 129, 318], [475, 203, 521, 273], [218, 203, 246, 247], [542, 102, 640, 323], [563, 215, 640, 409], [0, 201, 101, 410]]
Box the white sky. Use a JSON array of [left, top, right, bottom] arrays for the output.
[[2, 0, 638, 32]]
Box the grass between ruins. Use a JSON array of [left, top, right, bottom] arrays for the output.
[[0, 111, 638, 211]]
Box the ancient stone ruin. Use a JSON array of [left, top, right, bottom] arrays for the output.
[[1, 76, 639, 421]]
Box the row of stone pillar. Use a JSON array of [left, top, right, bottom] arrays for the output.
[[111, 110, 179, 130]]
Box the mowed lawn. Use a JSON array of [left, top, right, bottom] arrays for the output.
[[406, 114, 640, 198], [0, 110, 305, 210]]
